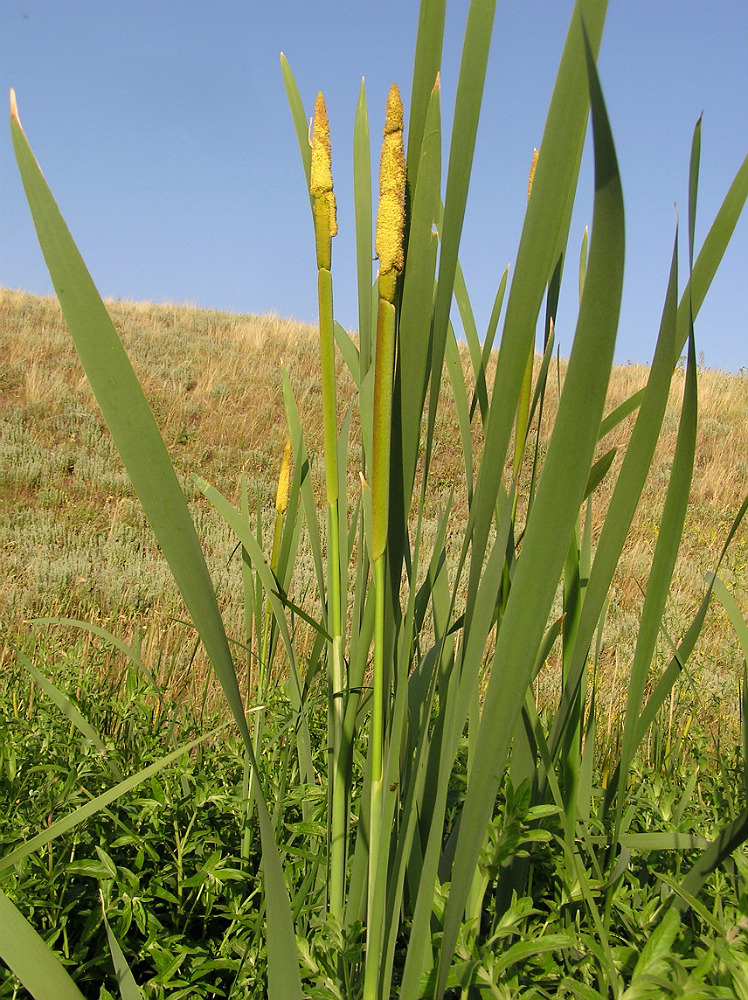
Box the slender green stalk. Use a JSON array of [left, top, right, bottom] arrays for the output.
[[310, 92, 347, 922], [364, 84, 405, 1000]]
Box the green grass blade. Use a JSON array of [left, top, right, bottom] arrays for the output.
[[583, 447, 616, 502], [619, 833, 709, 852], [676, 150, 748, 362], [0, 725, 226, 873], [445, 321, 474, 500], [454, 259, 482, 390], [744, 665, 748, 801], [525, 311, 556, 437], [100, 892, 145, 1000], [711, 571, 748, 796], [598, 387, 645, 439], [11, 97, 302, 1000], [490, 934, 576, 977], [407, 0, 446, 196], [438, 27, 623, 995], [470, 266, 508, 427], [576, 687, 596, 825], [688, 114, 702, 268], [276, 443, 306, 599], [353, 77, 373, 378], [13, 646, 111, 758], [547, 227, 680, 770], [31, 617, 160, 692], [675, 806, 748, 912], [282, 369, 326, 605], [602, 147, 747, 437], [193, 475, 314, 775], [10, 101, 248, 749], [280, 54, 312, 197], [425, 0, 497, 479], [397, 81, 441, 511], [334, 319, 360, 388], [600, 496, 748, 805], [614, 327, 697, 831], [241, 479, 256, 687], [464, 0, 607, 610], [710, 574, 748, 668], [630, 907, 681, 980], [0, 888, 87, 1000]]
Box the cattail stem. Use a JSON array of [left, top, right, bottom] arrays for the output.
[[365, 83, 405, 1000], [363, 552, 386, 1000], [318, 268, 339, 507], [371, 299, 396, 563], [365, 302, 395, 997], [310, 91, 347, 922], [319, 262, 346, 922]]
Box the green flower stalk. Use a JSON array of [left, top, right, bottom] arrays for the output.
[[311, 92, 347, 923], [366, 82, 405, 1000], [311, 93, 339, 507]]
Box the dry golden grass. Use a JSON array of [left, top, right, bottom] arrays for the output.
[[1, 287, 746, 728]]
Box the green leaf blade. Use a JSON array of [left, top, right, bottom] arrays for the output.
[[438, 20, 623, 994], [0, 889, 87, 1000], [10, 106, 248, 749]]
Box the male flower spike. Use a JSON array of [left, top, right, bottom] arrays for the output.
[[310, 92, 337, 271], [371, 84, 405, 564], [375, 84, 405, 304]]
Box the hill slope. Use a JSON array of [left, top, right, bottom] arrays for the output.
[[1, 288, 746, 727]]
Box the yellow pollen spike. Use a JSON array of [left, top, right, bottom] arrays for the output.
[[375, 84, 405, 303], [275, 438, 292, 514], [310, 92, 337, 247]]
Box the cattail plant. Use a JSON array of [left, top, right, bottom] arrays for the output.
[[366, 82, 405, 1000], [6, 2, 748, 998], [309, 92, 349, 922]]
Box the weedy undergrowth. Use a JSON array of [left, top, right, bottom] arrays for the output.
[[3, 1, 748, 998]]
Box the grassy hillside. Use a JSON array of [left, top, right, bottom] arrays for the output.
[[1, 287, 746, 731]]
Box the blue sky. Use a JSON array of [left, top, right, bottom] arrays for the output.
[[1, 2, 746, 372]]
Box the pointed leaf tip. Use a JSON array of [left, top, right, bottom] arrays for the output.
[[9, 87, 19, 123]]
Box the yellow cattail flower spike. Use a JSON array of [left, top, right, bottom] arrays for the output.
[[310, 92, 337, 270], [375, 84, 405, 304], [275, 438, 292, 515]]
